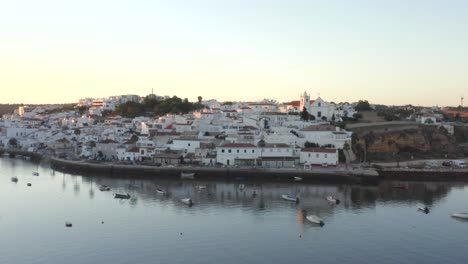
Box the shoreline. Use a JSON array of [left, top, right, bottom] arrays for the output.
[[3, 148, 468, 183]]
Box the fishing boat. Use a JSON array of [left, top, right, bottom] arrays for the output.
[[32, 172, 39, 176], [326, 196, 341, 205], [156, 188, 167, 195], [198, 186, 207, 190], [181, 172, 195, 179], [181, 198, 193, 206], [11, 176, 18, 182], [294, 177, 303, 181], [451, 212, 468, 220], [418, 206, 430, 214], [281, 194, 299, 203], [306, 215, 324, 226], [114, 193, 131, 199], [99, 185, 110, 191], [65, 222, 73, 227]]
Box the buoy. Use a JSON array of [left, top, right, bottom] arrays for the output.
[[101, 221, 104, 224], [65, 222, 73, 227]]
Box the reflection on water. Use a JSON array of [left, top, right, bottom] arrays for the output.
[[1, 157, 468, 264]]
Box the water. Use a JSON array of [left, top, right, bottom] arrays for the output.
[[1, 157, 468, 264]]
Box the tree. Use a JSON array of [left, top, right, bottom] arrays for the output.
[[257, 139, 266, 147], [300, 107, 310, 121], [424, 118, 434, 124], [198, 96, 202, 103], [355, 100, 372, 111], [321, 116, 327, 121], [304, 141, 319, 148], [331, 114, 336, 121], [74, 129, 81, 135], [8, 138, 18, 148]]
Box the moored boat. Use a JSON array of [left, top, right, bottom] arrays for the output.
[[181, 172, 195, 179], [32, 172, 39, 176], [99, 185, 110, 191], [156, 188, 167, 195], [294, 177, 303, 181], [11, 176, 18, 182], [418, 206, 430, 214], [114, 193, 131, 199], [281, 194, 299, 203], [181, 198, 193, 206], [393, 184, 408, 189], [326, 196, 341, 205], [306, 215, 324, 226], [451, 212, 468, 220], [198, 186, 207, 190]]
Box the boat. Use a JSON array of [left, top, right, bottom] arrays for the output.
[[418, 206, 430, 214], [32, 172, 39, 176], [198, 186, 207, 190], [294, 177, 303, 181], [99, 185, 110, 191], [451, 212, 468, 220], [306, 215, 325, 226], [114, 193, 131, 199], [326, 196, 341, 205], [181, 198, 193, 206], [281, 194, 299, 203], [65, 222, 73, 227], [11, 177, 18, 182], [181, 172, 195, 179], [156, 188, 167, 195], [27, 183, 32, 187], [239, 184, 245, 189]]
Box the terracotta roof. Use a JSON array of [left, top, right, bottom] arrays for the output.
[[263, 143, 291, 148], [220, 143, 257, 148], [301, 148, 336, 153], [289, 100, 300, 107]]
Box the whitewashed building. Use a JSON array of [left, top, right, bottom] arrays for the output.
[[300, 148, 338, 167]]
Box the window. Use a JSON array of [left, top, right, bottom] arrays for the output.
[[222, 149, 225, 153], [325, 154, 328, 158], [318, 102, 321, 107], [308, 153, 311, 157], [318, 111, 322, 117], [228, 149, 232, 153], [188, 143, 191, 146], [237, 149, 239, 153], [316, 154, 319, 158], [244, 150, 247, 153], [252, 150, 255, 153]]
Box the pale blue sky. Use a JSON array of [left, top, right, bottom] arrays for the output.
[[1, 0, 467, 106]]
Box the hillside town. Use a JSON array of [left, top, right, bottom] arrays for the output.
[[0, 92, 465, 170]]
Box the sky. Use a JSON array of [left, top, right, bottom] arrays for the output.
[[1, 0, 467, 106]]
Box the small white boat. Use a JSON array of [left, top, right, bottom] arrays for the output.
[[451, 212, 468, 220], [281, 194, 299, 203], [252, 189, 258, 196], [306, 215, 324, 226], [294, 177, 303, 181], [198, 186, 207, 190], [181, 198, 193, 206], [181, 172, 195, 179], [99, 185, 110, 191], [11, 176, 18, 182], [32, 172, 39, 176], [418, 206, 430, 214], [239, 184, 245, 189], [326, 196, 341, 205], [156, 188, 167, 195]]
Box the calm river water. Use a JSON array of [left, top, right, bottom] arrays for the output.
[[1, 157, 468, 264]]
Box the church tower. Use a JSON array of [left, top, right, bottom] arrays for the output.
[[300, 91, 310, 111]]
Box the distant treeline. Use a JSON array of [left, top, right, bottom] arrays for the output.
[[113, 96, 206, 118], [0, 104, 21, 116]]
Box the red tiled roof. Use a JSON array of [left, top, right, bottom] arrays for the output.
[[99, 139, 118, 144], [301, 148, 336, 153], [220, 143, 257, 148], [289, 100, 300, 107]]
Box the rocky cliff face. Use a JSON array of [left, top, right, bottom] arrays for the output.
[[352, 126, 462, 161]]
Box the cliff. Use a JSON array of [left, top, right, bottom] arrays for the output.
[[352, 125, 463, 161]]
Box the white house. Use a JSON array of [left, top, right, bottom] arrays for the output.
[[170, 139, 201, 154], [216, 143, 259, 166], [300, 148, 338, 167], [300, 125, 352, 149]]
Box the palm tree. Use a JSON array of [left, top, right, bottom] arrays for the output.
[[197, 96, 202, 103]]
